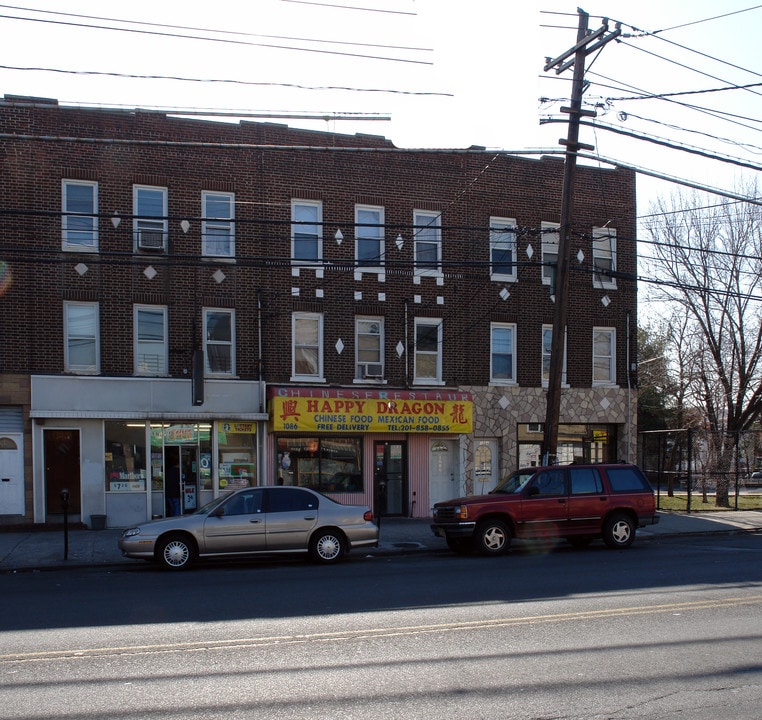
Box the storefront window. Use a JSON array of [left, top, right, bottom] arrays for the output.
[[105, 421, 147, 491], [218, 422, 257, 492], [277, 437, 363, 492]]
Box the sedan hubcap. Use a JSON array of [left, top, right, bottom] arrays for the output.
[[165, 541, 189, 566], [317, 535, 340, 559]]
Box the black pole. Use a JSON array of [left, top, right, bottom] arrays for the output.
[[61, 488, 70, 561]]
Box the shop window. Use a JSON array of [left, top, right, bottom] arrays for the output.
[[277, 437, 363, 493], [218, 422, 257, 492], [105, 421, 147, 492]]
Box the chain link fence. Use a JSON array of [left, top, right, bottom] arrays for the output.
[[638, 429, 762, 511]]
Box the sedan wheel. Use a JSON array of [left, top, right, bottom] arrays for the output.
[[157, 534, 195, 570], [603, 514, 636, 549], [475, 519, 511, 555], [310, 530, 346, 564]]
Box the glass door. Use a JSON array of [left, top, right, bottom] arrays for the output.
[[374, 441, 407, 517]]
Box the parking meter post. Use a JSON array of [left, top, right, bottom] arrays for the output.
[[60, 488, 70, 560]]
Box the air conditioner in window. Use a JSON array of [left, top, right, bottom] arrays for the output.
[[527, 423, 544, 433], [138, 230, 165, 251], [360, 363, 384, 379]]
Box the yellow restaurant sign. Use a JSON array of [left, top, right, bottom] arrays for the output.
[[269, 387, 473, 433]]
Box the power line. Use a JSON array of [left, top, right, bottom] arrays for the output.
[[0, 64, 450, 97]]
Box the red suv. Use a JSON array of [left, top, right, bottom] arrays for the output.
[[431, 463, 658, 555]]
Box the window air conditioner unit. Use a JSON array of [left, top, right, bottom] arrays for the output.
[[527, 423, 543, 433], [138, 230, 165, 251], [360, 363, 384, 379]]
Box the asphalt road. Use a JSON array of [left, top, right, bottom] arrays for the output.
[[2, 534, 761, 719]]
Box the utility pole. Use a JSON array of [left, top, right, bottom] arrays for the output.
[[541, 9, 621, 464]]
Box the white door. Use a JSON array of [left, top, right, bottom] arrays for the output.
[[0, 435, 24, 516], [429, 439, 458, 507], [474, 438, 499, 494]]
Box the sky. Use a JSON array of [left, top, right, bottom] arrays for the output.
[[1, 1, 760, 233]]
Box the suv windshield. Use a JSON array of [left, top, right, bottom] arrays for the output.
[[490, 470, 535, 494]]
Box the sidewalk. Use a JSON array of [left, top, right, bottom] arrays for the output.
[[1, 510, 761, 572]]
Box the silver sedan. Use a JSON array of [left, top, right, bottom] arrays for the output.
[[119, 485, 378, 570]]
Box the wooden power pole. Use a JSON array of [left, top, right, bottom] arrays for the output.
[[541, 9, 621, 464]]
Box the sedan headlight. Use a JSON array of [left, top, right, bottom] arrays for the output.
[[122, 527, 141, 538]]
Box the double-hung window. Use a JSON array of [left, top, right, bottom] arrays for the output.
[[542, 324, 568, 386], [414, 318, 442, 383], [356, 205, 384, 268], [62, 180, 98, 250], [490, 217, 517, 281], [355, 317, 384, 380], [541, 222, 560, 287], [202, 192, 235, 258], [134, 305, 167, 375], [592, 227, 617, 289], [490, 322, 516, 383], [292, 312, 323, 380], [292, 200, 322, 263], [413, 210, 441, 275], [134, 185, 167, 252], [593, 327, 616, 385], [64, 301, 99, 373], [204, 308, 235, 376]]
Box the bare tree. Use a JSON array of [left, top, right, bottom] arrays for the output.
[[644, 187, 762, 506]]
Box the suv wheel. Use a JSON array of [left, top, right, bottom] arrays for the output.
[[475, 519, 511, 555], [603, 514, 636, 549]]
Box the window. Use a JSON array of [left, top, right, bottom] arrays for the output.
[[133, 185, 167, 251], [593, 327, 616, 385], [414, 318, 442, 383], [413, 210, 441, 275], [592, 227, 617, 289], [134, 305, 167, 375], [542, 325, 568, 386], [62, 180, 98, 250], [490, 322, 516, 383], [292, 200, 322, 262], [531, 469, 566, 496], [292, 312, 323, 380], [204, 308, 235, 376], [268, 487, 317, 512], [356, 317, 384, 380], [570, 467, 603, 495], [541, 222, 560, 286], [218, 422, 257, 491], [277, 436, 363, 492], [222, 489, 264, 515], [490, 217, 517, 281], [607, 466, 651, 493], [64, 301, 99, 373], [105, 421, 147, 492], [202, 192, 235, 258], [356, 205, 384, 267]]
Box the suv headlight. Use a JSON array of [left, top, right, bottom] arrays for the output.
[[455, 505, 468, 520]]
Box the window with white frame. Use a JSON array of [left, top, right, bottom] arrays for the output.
[[292, 200, 322, 262], [62, 180, 98, 250], [413, 210, 442, 275], [356, 205, 384, 268], [541, 222, 560, 286], [64, 301, 99, 373], [134, 305, 167, 375], [292, 312, 323, 380], [490, 322, 516, 383], [593, 327, 616, 385], [542, 324, 568, 386], [133, 185, 167, 251], [592, 227, 617, 289], [204, 308, 235, 376], [490, 217, 517, 281], [355, 317, 384, 380], [414, 318, 442, 383], [202, 192, 235, 258]]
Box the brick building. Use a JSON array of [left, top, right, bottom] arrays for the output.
[[0, 95, 638, 528]]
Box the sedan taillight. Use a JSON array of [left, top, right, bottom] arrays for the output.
[[363, 510, 373, 521]]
